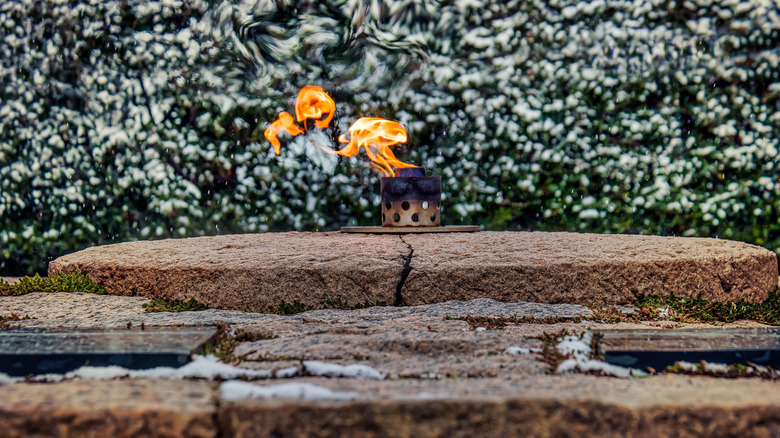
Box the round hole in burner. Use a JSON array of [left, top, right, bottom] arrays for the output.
[[430, 213, 436, 222], [422, 201, 429, 210], [385, 201, 391, 210], [412, 213, 419, 222], [401, 201, 410, 210], [382, 213, 386, 222], [393, 213, 400, 222]]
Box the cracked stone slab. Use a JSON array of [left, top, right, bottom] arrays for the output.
[[401, 231, 778, 305], [0, 379, 216, 437], [49, 231, 777, 310], [49, 232, 408, 310]]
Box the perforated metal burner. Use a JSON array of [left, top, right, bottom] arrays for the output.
[[340, 167, 479, 234]]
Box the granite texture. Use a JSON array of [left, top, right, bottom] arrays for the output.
[[3, 293, 780, 436], [49, 232, 778, 309], [401, 232, 778, 305], [219, 375, 780, 438], [0, 379, 216, 437], [49, 232, 407, 310]]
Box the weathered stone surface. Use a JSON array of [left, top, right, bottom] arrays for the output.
[[0, 379, 216, 437], [402, 231, 778, 305], [5, 292, 780, 436], [49, 232, 407, 310], [48, 231, 778, 309], [219, 375, 780, 438]]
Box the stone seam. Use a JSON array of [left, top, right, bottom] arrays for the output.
[[395, 235, 414, 307]]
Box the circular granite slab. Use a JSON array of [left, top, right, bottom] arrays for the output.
[[48, 232, 778, 310]]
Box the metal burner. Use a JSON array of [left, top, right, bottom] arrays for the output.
[[381, 175, 441, 227], [340, 167, 479, 234]]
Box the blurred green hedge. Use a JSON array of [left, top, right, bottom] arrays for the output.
[[1, 0, 779, 274]]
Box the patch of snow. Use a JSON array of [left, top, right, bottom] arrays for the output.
[[504, 346, 542, 355], [554, 331, 647, 377], [418, 372, 444, 379], [274, 366, 301, 378], [674, 361, 699, 373], [220, 381, 360, 401], [557, 358, 647, 378], [0, 373, 20, 385], [68, 365, 132, 380], [475, 327, 487, 332], [26, 355, 272, 383], [556, 332, 593, 356], [303, 361, 385, 380], [129, 355, 272, 380]]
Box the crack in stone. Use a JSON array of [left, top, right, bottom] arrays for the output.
[[395, 235, 414, 306]]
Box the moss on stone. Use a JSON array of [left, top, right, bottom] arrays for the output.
[[0, 272, 106, 296], [633, 287, 780, 325], [0, 312, 34, 328], [143, 297, 209, 313]]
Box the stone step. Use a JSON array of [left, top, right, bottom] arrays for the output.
[[3, 375, 780, 437], [48, 231, 778, 310]]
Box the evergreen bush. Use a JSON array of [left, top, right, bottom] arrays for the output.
[[1, 0, 778, 274]]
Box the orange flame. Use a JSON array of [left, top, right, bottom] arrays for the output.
[[332, 117, 416, 177], [264, 112, 304, 155], [265, 87, 417, 176], [295, 85, 336, 129]]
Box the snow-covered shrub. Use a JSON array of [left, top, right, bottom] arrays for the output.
[[1, 0, 779, 274]]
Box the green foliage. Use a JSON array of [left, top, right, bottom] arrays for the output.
[[142, 297, 209, 313], [663, 361, 778, 379], [200, 322, 238, 364], [0, 312, 34, 328], [635, 289, 780, 325], [265, 300, 313, 315], [3, 0, 780, 276], [447, 289, 780, 328], [263, 297, 387, 315], [0, 272, 106, 296]]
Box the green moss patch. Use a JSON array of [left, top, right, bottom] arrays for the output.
[[633, 289, 780, 325], [0, 312, 34, 328], [143, 297, 209, 313], [447, 288, 780, 329], [264, 297, 387, 315], [662, 361, 779, 379], [0, 272, 106, 296], [199, 323, 277, 363]]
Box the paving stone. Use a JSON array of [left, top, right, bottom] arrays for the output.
[[49, 232, 407, 310], [401, 231, 778, 305], [48, 232, 777, 310], [4, 292, 780, 436], [0, 326, 216, 376], [219, 375, 780, 437], [0, 379, 216, 438]]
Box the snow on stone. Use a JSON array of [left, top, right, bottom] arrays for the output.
[[220, 381, 360, 401], [0, 373, 20, 385], [303, 361, 385, 380], [129, 355, 272, 379], [274, 365, 301, 378], [556, 358, 646, 378], [504, 346, 542, 355], [24, 355, 272, 383], [701, 362, 730, 374], [555, 331, 647, 378]]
